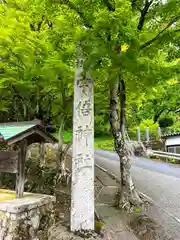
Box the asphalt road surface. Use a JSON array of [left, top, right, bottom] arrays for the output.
[[95, 149, 180, 239]]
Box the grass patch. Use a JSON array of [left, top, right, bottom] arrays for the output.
[[95, 136, 114, 151], [63, 131, 72, 143], [52, 131, 72, 143], [150, 155, 180, 164], [53, 131, 114, 151]]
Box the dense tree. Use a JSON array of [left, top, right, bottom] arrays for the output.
[[134, 80, 180, 124], [73, 0, 180, 209], [0, 0, 76, 125]]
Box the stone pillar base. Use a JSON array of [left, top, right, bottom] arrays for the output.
[[0, 191, 56, 240]]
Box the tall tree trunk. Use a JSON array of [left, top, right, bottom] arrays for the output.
[[54, 116, 72, 188], [71, 47, 94, 232], [110, 78, 142, 211], [57, 117, 64, 171], [119, 79, 142, 209], [109, 80, 121, 152], [39, 142, 45, 168]]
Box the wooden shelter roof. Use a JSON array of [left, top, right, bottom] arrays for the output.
[[0, 121, 57, 145]]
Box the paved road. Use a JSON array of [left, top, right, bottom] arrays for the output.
[[95, 149, 180, 239], [96, 149, 180, 178]]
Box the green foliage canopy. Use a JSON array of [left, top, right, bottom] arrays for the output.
[[0, 0, 180, 137]]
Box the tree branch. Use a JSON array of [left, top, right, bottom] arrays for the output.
[[154, 109, 165, 123], [30, 16, 53, 31], [131, 0, 136, 9], [174, 28, 180, 33], [30, 23, 36, 31], [140, 16, 180, 49], [7, 48, 27, 69], [11, 86, 25, 107], [63, 141, 72, 157], [37, 16, 45, 31], [137, 0, 154, 31], [119, 78, 126, 136], [47, 20, 53, 29], [58, 0, 93, 28]]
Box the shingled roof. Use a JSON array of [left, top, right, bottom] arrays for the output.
[[162, 132, 180, 138]]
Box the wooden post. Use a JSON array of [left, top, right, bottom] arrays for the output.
[[137, 128, 141, 143], [16, 139, 27, 198]]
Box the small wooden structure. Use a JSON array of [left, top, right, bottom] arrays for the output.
[[163, 132, 180, 154], [0, 120, 57, 198]]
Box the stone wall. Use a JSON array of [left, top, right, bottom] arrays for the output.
[[0, 193, 56, 240]]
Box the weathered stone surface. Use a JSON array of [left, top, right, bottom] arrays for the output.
[[0, 193, 56, 240], [48, 223, 101, 240], [0, 193, 55, 213]]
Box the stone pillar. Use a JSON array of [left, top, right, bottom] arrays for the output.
[[71, 47, 94, 231], [137, 128, 141, 143], [145, 127, 151, 149]]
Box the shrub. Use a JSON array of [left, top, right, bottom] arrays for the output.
[[159, 117, 173, 128], [130, 119, 159, 142]]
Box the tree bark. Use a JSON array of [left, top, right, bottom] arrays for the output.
[[109, 77, 142, 211], [53, 117, 71, 188], [16, 139, 27, 198], [71, 46, 94, 231], [57, 117, 64, 171], [153, 109, 165, 123], [39, 142, 45, 169], [109, 81, 121, 153], [119, 79, 142, 209]]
